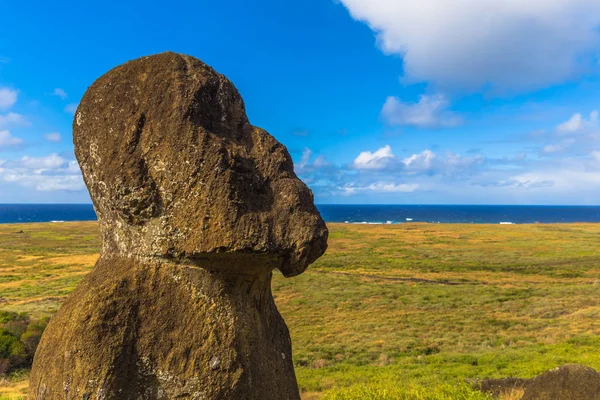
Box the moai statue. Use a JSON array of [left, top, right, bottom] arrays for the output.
[[30, 52, 328, 400]]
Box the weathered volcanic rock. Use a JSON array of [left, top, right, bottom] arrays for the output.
[[521, 364, 600, 400], [29, 52, 328, 400], [475, 377, 529, 397]]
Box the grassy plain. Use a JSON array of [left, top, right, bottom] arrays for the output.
[[0, 222, 599, 399]]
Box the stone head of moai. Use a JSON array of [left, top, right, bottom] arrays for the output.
[[29, 52, 328, 400], [74, 52, 327, 277]]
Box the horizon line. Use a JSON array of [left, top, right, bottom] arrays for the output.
[[1, 203, 600, 207]]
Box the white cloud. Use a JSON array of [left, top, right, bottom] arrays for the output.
[[381, 94, 462, 128], [44, 132, 62, 143], [295, 148, 333, 180], [367, 182, 419, 193], [539, 110, 600, 156], [64, 103, 78, 114], [339, 0, 600, 92], [0, 154, 85, 192], [557, 113, 585, 133], [445, 152, 485, 170], [313, 155, 329, 168], [352, 145, 483, 174], [542, 144, 563, 154], [296, 141, 600, 203], [52, 88, 68, 100], [403, 149, 436, 171], [0, 88, 28, 129], [353, 144, 395, 169], [0, 88, 17, 110], [0, 112, 28, 128], [19, 154, 67, 169], [542, 139, 576, 154], [297, 148, 312, 169], [556, 110, 598, 134], [340, 181, 419, 195], [504, 167, 600, 191], [0, 130, 23, 148]]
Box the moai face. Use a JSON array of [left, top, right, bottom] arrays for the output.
[[74, 52, 327, 277]]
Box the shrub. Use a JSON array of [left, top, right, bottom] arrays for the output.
[[0, 311, 28, 325], [20, 317, 49, 362], [0, 312, 49, 376], [0, 329, 27, 372]]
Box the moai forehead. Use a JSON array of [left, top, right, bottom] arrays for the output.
[[74, 52, 327, 277]]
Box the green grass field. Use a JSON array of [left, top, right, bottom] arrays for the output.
[[0, 222, 599, 399]]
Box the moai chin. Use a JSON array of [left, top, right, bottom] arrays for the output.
[[29, 52, 328, 400]]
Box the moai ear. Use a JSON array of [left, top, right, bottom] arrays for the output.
[[110, 111, 162, 226], [111, 157, 162, 226]]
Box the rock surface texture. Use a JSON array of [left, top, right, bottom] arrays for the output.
[[476, 364, 600, 400], [521, 364, 600, 400], [29, 52, 328, 400]]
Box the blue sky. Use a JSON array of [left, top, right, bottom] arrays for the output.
[[2, 0, 600, 204]]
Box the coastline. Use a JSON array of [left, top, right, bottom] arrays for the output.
[[2, 220, 600, 226], [4, 204, 600, 224]]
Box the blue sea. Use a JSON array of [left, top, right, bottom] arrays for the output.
[[1, 204, 600, 224]]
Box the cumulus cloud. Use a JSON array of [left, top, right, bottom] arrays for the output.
[[381, 94, 462, 128], [307, 145, 487, 200], [538, 110, 600, 156], [0, 88, 17, 110], [403, 149, 436, 171], [0, 88, 28, 131], [556, 110, 598, 134], [353, 145, 395, 169], [0, 130, 23, 148], [0, 112, 28, 128], [403, 149, 484, 175], [0, 153, 85, 191], [340, 182, 419, 196], [502, 164, 600, 191], [339, 0, 600, 92], [295, 148, 333, 178], [364, 182, 418, 193], [297, 148, 313, 169], [44, 132, 62, 143], [19, 153, 67, 169], [313, 155, 329, 168], [352, 145, 483, 175], [542, 140, 575, 154], [294, 139, 600, 203], [52, 88, 68, 100], [557, 114, 586, 133]]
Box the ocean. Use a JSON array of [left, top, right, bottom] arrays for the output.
[[1, 204, 600, 224]]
